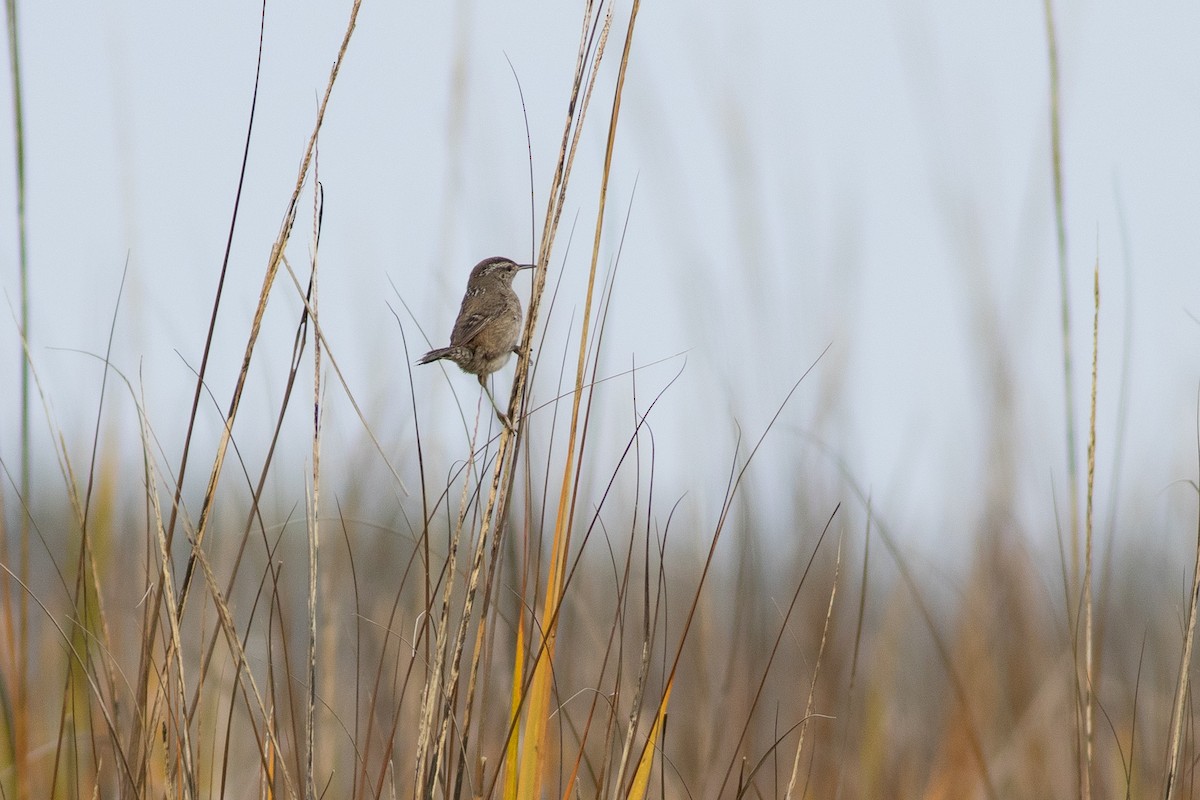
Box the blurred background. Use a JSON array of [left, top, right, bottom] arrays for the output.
[[2, 1, 1199, 561]]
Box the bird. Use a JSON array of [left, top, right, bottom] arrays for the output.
[[418, 256, 535, 427]]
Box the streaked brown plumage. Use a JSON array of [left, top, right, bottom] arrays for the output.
[[418, 256, 534, 425]]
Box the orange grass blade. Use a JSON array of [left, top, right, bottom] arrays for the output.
[[517, 1, 640, 793]]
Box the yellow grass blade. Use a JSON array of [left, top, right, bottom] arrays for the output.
[[628, 677, 673, 800], [515, 520, 571, 797], [504, 608, 527, 799]]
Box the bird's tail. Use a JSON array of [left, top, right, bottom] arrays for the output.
[[417, 346, 456, 365]]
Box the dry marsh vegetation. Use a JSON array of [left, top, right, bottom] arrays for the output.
[[2, 1, 1199, 798]]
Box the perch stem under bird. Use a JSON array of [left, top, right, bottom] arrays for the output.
[[418, 256, 536, 429]]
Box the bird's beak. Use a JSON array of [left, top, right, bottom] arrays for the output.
[[519, 263, 537, 271]]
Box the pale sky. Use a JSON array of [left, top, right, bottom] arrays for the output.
[[2, 1, 1199, 559]]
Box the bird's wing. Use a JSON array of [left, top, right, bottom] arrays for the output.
[[451, 312, 490, 347]]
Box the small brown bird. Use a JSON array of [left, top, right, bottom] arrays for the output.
[[418, 256, 535, 426]]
